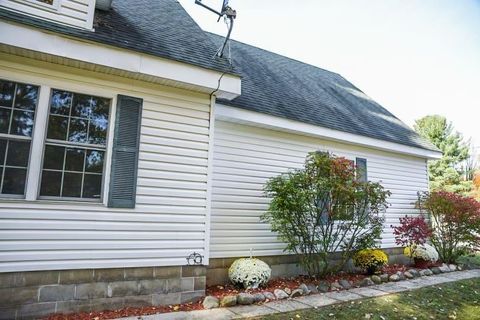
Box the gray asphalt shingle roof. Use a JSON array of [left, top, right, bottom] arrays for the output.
[[1, 0, 438, 152], [209, 33, 438, 152], [0, 0, 235, 75]]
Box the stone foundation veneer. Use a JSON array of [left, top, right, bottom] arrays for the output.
[[207, 247, 410, 286], [0, 265, 206, 320], [0, 248, 409, 319]]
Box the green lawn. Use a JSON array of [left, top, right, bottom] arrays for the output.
[[457, 253, 480, 269], [253, 278, 480, 320]]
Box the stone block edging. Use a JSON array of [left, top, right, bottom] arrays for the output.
[[117, 268, 480, 320]]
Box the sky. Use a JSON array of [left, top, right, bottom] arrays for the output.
[[179, 0, 480, 154]]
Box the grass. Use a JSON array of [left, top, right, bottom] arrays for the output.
[[457, 253, 480, 269], [252, 278, 480, 320]]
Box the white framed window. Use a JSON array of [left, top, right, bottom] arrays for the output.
[[38, 89, 111, 201], [0, 78, 112, 202], [316, 153, 367, 222], [0, 79, 39, 198]]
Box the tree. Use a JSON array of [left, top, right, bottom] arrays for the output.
[[262, 152, 390, 276], [414, 115, 472, 193], [463, 144, 478, 181]]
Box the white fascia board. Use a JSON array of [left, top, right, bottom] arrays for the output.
[[215, 104, 442, 160], [0, 20, 241, 100]]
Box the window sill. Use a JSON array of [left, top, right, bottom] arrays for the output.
[[0, 197, 106, 207]]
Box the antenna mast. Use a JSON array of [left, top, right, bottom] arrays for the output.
[[194, 0, 237, 59]]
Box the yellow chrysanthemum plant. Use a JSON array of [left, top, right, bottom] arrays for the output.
[[353, 249, 389, 275]]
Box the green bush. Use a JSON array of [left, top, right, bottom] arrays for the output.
[[262, 152, 390, 276]]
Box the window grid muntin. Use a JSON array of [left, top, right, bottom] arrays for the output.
[[42, 145, 104, 198], [40, 89, 110, 201], [0, 79, 39, 197], [0, 82, 36, 138], [47, 89, 108, 147], [0, 139, 32, 198], [0, 139, 9, 194], [40, 147, 107, 201], [45, 139, 107, 151], [0, 141, 31, 198]]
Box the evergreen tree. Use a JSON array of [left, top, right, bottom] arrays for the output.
[[414, 115, 472, 193]]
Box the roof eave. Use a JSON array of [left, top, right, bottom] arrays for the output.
[[215, 104, 443, 160], [0, 20, 241, 99]]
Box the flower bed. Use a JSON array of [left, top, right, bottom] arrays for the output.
[[201, 263, 464, 310], [44, 303, 204, 320], [43, 262, 466, 320], [206, 263, 420, 300]]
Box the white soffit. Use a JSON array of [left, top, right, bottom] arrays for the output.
[[0, 20, 241, 100], [215, 104, 442, 160]]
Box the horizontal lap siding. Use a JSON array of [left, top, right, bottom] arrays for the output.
[[210, 121, 428, 258], [3, 0, 94, 29], [0, 62, 211, 272]]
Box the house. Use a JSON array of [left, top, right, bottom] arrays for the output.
[[0, 0, 440, 318]]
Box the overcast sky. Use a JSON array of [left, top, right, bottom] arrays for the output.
[[179, 0, 480, 151]]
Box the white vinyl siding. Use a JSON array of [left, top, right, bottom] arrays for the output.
[[1, 0, 95, 29], [210, 121, 429, 258], [0, 56, 212, 272]]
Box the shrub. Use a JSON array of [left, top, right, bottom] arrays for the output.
[[404, 243, 439, 263], [417, 191, 480, 263], [353, 249, 388, 274], [228, 258, 271, 289], [391, 215, 432, 263], [392, 215, 432, 248], [262, 151, 390, 276]]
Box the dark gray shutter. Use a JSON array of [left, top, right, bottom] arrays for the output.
[[108, 95, 143, 208], [356, 157, 367, 182]]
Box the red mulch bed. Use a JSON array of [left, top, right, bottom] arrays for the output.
[[206, 276, 318, 299], [381, 263, 408, 274], [45, 263, 434, 320], [44, 302, 204, 320]]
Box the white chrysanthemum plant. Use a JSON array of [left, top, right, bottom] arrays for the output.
[[404, 243, 439, 262], [228, 254, 271, 289]]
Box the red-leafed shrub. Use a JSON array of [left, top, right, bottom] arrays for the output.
[[391, 215, 433, 266], [417, 191, 480, 263], [392, 215, 432, 248]]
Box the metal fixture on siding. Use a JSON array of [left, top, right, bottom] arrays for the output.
[[186, 252, 204, 265]]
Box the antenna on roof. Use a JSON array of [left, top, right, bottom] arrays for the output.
[[194, 0, 237, 60]]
